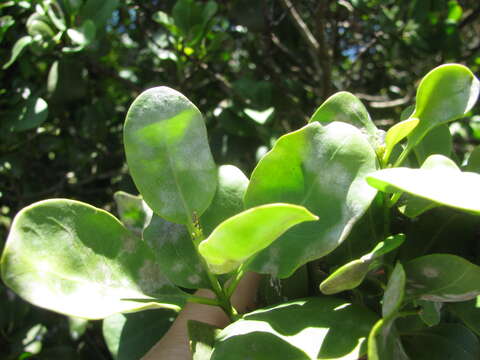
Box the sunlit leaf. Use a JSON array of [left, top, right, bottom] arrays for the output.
[[383, 118, 419, 164], [124, 86, 217, 226], [320, 258, 370, 295], [245, 122, 378, 278], [2, 35, 33, 69], [1, 199, 186, 319], [198, 203, 318, 274], [212, 297, 378, 360], [113, 191, 152, 236]]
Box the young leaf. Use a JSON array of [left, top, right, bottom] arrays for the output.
[[211, 297, 378, 360], [188, 320, 221, 360], [402, 324, 480, 360], [113, 191, 152, 236], [404, 254, 480, 302], [368, 318, 409, 360], [319, 258, 370, 295], [407, 64, 479, 149], [309, 91, 380, 148], [103, 309, 176, 360], [3, 35, 33, 69], [367, 155, 480, 215], [143, 215, 211, 289], [417, 300, 442, 327], [1, 199, 186, 319], [124, 86, 217, 226], [382, 262, 406, 319], [200, 165, 249, 236], [198, 203, 318, 274], [244, 122, 378, 278], [383, 118, 419, 164], [370, 234, 406, 259]]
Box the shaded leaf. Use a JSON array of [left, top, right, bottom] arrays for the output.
[[402, 324, 480, 360], [1, 199, 186, 319], [212, 297, 378, 360], [368, 319, 409, 360], [124, 86, 217, 226], [200, 165, 249, 236], [188, 320, 221, 360], [320, 258, 370, 295], [113, 191, 152, 236], [417, 300, 442, 327], [404, 254, 480, 302], [245, 122, 378, 278], [199, 203, 318, 274], [382, 262, 406, 318], [448, 298, 480, 336], [103, 309, 176, 360], [143, 215, 210, 289], [5, 96, 48, 132], [413, 124, 453, 165]]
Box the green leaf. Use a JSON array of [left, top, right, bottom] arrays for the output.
[[64, 20, 96, 52], [143, 214, 210, 289], [368, 319, 409, 360], [1, 199, 186, 319], [383, 118, 419, 164], [448, 298, 480, 336], [367, 155, 480, 215], [68, 316, 88, 340], [124, 86, 217, 226], [0, 15, 15, 43], [113, 191, 152, 236], [382, 262, 406, 319], [5, 96, 48, 132], [465, 146, 480, 173], [244, 122, 378, 278], [413, 124, 453, 165], [400, 155, 459, 218], [404, 254, 480, 302], [200, 165, 249, 236], [188, 320, 221, 360], [79, 0, 119, 28], [402, 324, 480, 360], [320, 258, 370, 295], [2, 35, 33, 69], [211, 297, 378, 360], [407, 64, 479, 149], [103, 309, 176, 360], [244, 107, 274, 125], [370, 234, 405, 259], [417, 300, 442, 327], [198, 203, 318, 274], [309, 91, 380, 149]]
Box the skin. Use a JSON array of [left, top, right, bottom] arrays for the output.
[[142, 272, 261, 360]]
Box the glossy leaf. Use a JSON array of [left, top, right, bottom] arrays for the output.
[[402, 324, 480, 360], [113, 191, 152, 236], [124, 86, 217, 225], [1, 199, 186, 319], [320, 259, 370, 295], [382, 262, 406, 318], [407, 64, 479, 148], [368, 318, 409, 360], [188, 320, 220, 360], [2, 35, 33, 69], [449, 298, 480, 336], [5, 96, 48, 132], [383, 118, 419, 164], [400, 155, 459, 218], [143, 215, 210, 289], [211, 297, 378, 360], [367, 155, 480, 215], [309, 91, 380, 148], [103, 309, 175, 360], [404, 254, 480, 302], [198, 203, 318, 274], [200, 165, 249, 236], [370, 234, 405, 259], [412, 124, 453, 165], [245, 122, 378, 278]]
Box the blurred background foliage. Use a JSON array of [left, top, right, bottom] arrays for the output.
[[0, 0, 479, 358]]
